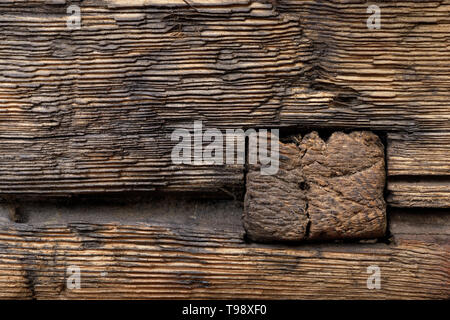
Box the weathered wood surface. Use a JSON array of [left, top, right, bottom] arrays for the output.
[[0, 0, 447, 301], [389, 208, 450, 244], [387, 132, 450, 208], [244, 131, 386, 242], [388, 132, 450, 176], [0, 200, 447, 299], [388, 178, 450, 208], [0, 0, 449, 200]]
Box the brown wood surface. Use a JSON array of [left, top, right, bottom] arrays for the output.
[[0, 0, 448, 300], [387, 132, 450, 177], [244, 131, 386, 242], [0, 200, 448, 299], [387, 132, 450, 208], [388, 178, 450, 208], [0, 0, 448, 205]]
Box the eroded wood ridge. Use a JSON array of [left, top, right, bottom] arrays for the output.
[[0, 0, 449, 195], [244, 131, 386, 242]]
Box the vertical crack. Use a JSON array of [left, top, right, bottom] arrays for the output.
[[299, 141, 311, 240], [304, 199, 311, 239]]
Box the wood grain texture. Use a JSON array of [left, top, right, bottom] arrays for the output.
[[390, 208, 450, 244], [0, 200, 447, 300], [388, 132, 450, 177], [244, 131, 386, 242], [388, 177, 450, 208], [387, 132, 450, 208], [0, 0, 449, 196]]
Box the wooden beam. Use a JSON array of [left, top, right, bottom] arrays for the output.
[[244, 131, 386, 242], [0, 0, 449, 195], [388, 132, 450, 176], [388, 177, 450, 208], [0, 200, 448, 299], [387, 132, 450, 208]]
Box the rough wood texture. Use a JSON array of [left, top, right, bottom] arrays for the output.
[[0, 200, 447, 300], [387, 132, 450, 208], [388, 177, 450, 208], [0, 0, 449, 197], [390, 208, 450, 244], [0, 0, 448, 301], [244, 131, 386, 242], [388, 132, 450, 176]]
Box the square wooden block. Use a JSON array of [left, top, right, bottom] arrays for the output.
[[244, 131, 386, 242]]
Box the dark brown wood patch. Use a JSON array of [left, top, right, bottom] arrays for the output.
[[244, 131, 386, 242]]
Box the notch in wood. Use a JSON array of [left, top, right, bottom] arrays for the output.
[[244, 131, 386, 242]]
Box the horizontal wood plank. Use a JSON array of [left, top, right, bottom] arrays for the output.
[[0, 200, 448, 299], [388, 132, 450, 176], [387, 132, 450, 208], [0, 0, 449, 194], [388, 178, 450, 208]]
